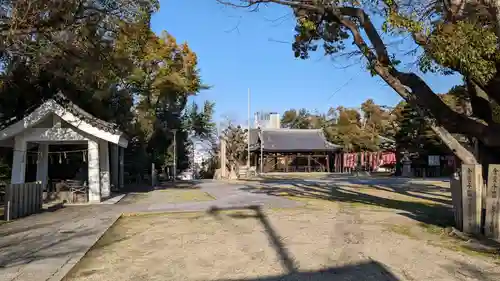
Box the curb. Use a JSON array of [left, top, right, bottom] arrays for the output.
[[100, 194, 126, 205]]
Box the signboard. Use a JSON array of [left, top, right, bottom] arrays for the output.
[[486, 165, 500, 239], [428, 155, 440, 166], [461, 164, 482, 234]]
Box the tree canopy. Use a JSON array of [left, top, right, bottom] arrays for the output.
[[218, 0, 500, 167], [0, 0, 215, 181], [280, 99, 398, 152]]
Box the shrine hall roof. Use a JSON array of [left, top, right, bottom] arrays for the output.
[[249, 128, 341, 152], [0, 93, 128, 148]]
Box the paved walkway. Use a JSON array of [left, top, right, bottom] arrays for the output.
[[0, 181, 301, 281]]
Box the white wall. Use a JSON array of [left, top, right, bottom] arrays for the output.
[[254, 112, 281, 129], [269, 113, 281, 129]]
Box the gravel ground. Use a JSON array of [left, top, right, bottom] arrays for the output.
[[63, 200, 500, 281]]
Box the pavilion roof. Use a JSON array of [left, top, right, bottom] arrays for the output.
[[0, 93, 127, 147], [249, 128, 341, 152]]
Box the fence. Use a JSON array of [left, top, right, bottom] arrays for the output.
[[4, 181, 44, 221]]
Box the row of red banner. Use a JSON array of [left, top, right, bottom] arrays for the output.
[[334, 152, 396, 170]]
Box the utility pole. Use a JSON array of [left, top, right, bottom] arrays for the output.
[[192, 140, 196, 179], [172, 129, 177, 181], [260, 137, 263, 174], [247, 88, 251, 168]]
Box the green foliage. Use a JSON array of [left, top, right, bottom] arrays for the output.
[[281, 109, 314, 129], [327, 105, 382, 151], [393, 87, 476, 157], [184, 101, 216, 139], [385, 10, 423, 34], [222, 125, 248, 173], [0, 1, 215, 181], [426, 22, 498, 84], [394, 102, 447, 155], [280, 99, 396, 152], [123, 29, 214, 172], [292, 10, 349, 59], [0, 0, 159, 86]]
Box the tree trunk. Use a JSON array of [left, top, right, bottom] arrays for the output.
[[395, 147, 402, 176], [429, 125, 478, 164]]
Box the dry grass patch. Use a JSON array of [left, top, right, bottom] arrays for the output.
[[64, 209, 291, 281], [243, 179, 455, 229], [64, 206, 500, 281], [120, 189, 214, 205], [385, 222, 500, 261], [157, 181, 199, 189], [261, 172, 331, 179]]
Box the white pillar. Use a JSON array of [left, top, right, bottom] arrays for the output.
[[88, 139, 101, 203], [110, 143, 119, 190], [11, 137, 27, 184], [99, 140, 110, 199], [119, 147, 124, 189], [36, 143, 49, 188]]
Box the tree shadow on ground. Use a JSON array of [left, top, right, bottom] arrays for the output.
[[0, 227, 100, 268], [241, 178, 455, 228], [217, 261, 400, 281], [0, 205, 72, 237], [241, 177, 500, 257], [207, 205, 401, 281]]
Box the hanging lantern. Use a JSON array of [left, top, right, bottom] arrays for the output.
[[83, 150, 87, 162], [59, 152, 62, 164]]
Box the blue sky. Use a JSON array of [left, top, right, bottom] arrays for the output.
[[151, 0, 461, 124]]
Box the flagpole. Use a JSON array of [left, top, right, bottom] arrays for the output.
[[247, 88, 251, 168]]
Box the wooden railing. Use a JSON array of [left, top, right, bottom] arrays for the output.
[[4, 182, 44, 221]]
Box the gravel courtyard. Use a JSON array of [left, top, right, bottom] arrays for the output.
[[63, 186, 500, 281]]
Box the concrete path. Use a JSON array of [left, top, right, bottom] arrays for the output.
[[141, 181, 303, 212], [0, 205, 120, 281], [0, 181, 300, 281]]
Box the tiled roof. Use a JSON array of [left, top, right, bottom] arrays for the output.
[[250, 128, 341, 152], [0, 93, 123, 135], [52, 94, 122, 135]]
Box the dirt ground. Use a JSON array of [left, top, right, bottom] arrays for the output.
[[241, 176, 456, 225], [64, 191, 500, 281]]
